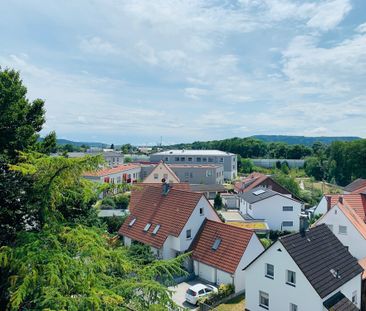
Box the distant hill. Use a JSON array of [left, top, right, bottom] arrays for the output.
[[38, 137, 107, 148], [251, 135, 361, 146]]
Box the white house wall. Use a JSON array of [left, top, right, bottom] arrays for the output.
[[316, 205, 366, 260], [124, 236, 132, 246], [314, 196, 329, 216], [234, 234, 265, 293], [245, 241, 324, 311], [240, 195, 302, 231]]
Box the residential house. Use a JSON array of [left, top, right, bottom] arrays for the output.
[[150, 150, 237, 180], [315, 193, 366, 260], [142, 161, 181, 184], [234, 172, 295, 197], [238, 187, 303, 231], [244, 224, 363, 311], [191, 219, 264, 293], [190, 184, 227, 200], [84, 164, 141, 185], [118, 184, 221, 259], [343, 178, 366, 194]]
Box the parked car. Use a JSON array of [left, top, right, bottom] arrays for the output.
[[185, 283, 218, 305]]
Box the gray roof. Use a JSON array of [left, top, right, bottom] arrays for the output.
[[98, 209, 128, 217], [238, 186, 279, 204], [323, 291, 359, 310], [280, 224, 363, 299]]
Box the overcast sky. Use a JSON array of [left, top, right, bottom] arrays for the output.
[[1, 0, 365, 145]]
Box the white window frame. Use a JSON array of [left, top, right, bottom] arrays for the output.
[[289, 303, 298, 311], [265, 263, 274, 279], [286, 270, 296, 286], [259, 291, 269, 309]]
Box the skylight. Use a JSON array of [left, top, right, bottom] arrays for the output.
[[144, 223, 151, 232], [129, 218, 136, 227], [212, 238, 222, 250], [152, 224, 160, 235], [253, 189, 266, 196]]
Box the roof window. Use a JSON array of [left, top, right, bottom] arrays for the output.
[[129, 218, 136, 227], [253, 189, 266, 196], [212, 238, 222, 250], [152, 224, 160, 235], [144, 223, 151, 232]]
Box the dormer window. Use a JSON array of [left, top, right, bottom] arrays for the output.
[[212, 238, 221, 250], [144, 223, 151, 232], [152, 224, 160, 235], [129, 218, 136, 227]]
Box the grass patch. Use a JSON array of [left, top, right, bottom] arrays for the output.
[[215, 294, 245, 311], [228, 221, 267, 229]]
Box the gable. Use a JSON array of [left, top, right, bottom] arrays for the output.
[[143, 162, 180, 184]]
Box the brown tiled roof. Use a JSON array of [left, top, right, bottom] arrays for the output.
[[326, 194, 366, 222], [234, 173, 267, 192], [344, 178, 366, 193], [119, 185, 204, 248], [129, 183, 191, 212], [84, 164, 140, 177], [191, 219, 254, 274]]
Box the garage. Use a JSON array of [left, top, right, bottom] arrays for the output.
[[195, 261, 216, 283]]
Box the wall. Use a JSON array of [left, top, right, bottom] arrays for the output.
[[252, 159, 305, 169], [234, 234, 265, 293], [143, 162, 180, 183], [171, 165, 224, 185], [240, 194, 302, 231], [124, 236, 132, 246], [245, 241, 324, 311], [314, 196, 328, 216], [316, 205, 366, 259]]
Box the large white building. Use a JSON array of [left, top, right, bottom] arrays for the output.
[[149, 150, 237, 180], [238, 187, 303, 231], [244, 224, 363, 311]]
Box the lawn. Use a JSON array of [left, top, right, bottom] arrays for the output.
[[215, 294, 245, 311], [228, 221, 267, 230]]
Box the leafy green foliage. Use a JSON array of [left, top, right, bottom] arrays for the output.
[[113, 194, 130, 209], [38, 131, 58, 154], [240, 158, 254, 174], [260, 238, 272, 249], [0, 67, 45, 161], [272, 172, 301, 198], [0, 225, 186, 311], [127, 242, 157, 265], [198, 283, 235, 307], [214, 194, 223, 210], [101, 197, 117, 209], [102, 215, 128, 234]]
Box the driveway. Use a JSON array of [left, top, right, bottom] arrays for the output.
[[169, 279, 202, 310]]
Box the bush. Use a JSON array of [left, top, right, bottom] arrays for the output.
[[198, 283, 235, 306], [102, 215, 128, 234], [214, 194, 223, 210], [269, 230, 292, 242], [113, 194, 129, 209], [260, 238, 272, 249], [100, 197, 116, 209], [127, 242, 156, 265]]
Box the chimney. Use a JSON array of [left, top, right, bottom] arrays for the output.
[[299, 212, 309, 236], [338, 196, 343, 204], [326, 196, 331, 211], [162, 180, 170, 196]]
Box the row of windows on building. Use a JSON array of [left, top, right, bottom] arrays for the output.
[[328, 224, 348, 235], [166, 156, 225, 163]]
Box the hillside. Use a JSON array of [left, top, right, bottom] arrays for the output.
[[252, 135, 361, 145]]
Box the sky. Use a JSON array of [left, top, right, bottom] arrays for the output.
[[1, 0, 366, 145]]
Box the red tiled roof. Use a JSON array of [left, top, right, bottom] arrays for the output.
[[326, 194, 366, 222], [129, 183, 191, 212], [84, 164, 140, 177], [191, 219, 254, 274], [234, 173, 270, 193], [119, 185, 203, 248]]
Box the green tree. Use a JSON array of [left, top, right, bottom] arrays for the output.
[[273, 172, 301, 198], [214, 193, 223, 210], [0, 225, 187, 310], [240, 158, 254, 174], [39, 131, 57, 154], [0, 67, 45, 161]]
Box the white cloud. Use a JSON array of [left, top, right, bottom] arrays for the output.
[[356, 22, 366, 33], [79, 36, 118, 54]]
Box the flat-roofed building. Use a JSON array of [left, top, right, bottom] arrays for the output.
[[150, 149, 237, 180]]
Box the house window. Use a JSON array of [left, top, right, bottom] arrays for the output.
[[165, 157, 169, 162], [286, 270, 296, 286], [199, 207, 204, 215], [352, 291, 357, 305], [202, 157, 207, 162], [282, 221, 294, 227], [327, 224, 334, 232], [265, 263, 274, 279], [152, 224, 160, 235], [206, 170, 213, 177], [259, 291, 269, 309], [188, 157, 192, 161], [196, 157, 201, 162], [129, 218, 136, 227], [185, 172, 189, 178], [175, 157, 179, 161], [180, 157, 185, 161], [289, 303, 298, 311], [220, 157, 224, 163], [283, 206, 293, 211], [144, 223, 151, 232], [190, 172, 193, 178], [154, 173, 159, 180], [186, 229, 192, 239], [339, 225, 347, 235], [208, 157, 213, 163]]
